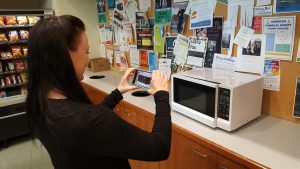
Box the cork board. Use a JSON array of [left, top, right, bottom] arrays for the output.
[[103, 0, 300, 124]]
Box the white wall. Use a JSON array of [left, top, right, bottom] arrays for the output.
[[52, 0, 100, 58]]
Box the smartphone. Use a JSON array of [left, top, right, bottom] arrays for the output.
[[132, 70, 152, 88]]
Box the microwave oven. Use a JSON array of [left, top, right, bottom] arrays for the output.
[[171, 68, 264, 131]]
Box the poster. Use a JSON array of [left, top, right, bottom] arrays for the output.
[[187, 36, 207, 67], [116, 0, 125, 13], [154, 25, 166, 54], [108, 0, 115, 9], [217, 0, 228, 5], [139, 0, 151, 12], [236, 34, 266, 75], [190, 0, 215, 29], [98, 24, 106, 43], [293, 77, 300, 118], [264, 59, 280, 91], [96, 0, 107, 23], [149, 51, 158, 71], [129, 45, 139, 67], [159, 58, 172, 79], [171, 2, 188, 35], [262, 16, 296, 61], [155, 0, 172, 24], [205, 17, 223, 68], [110, 9, 126, 28], [136, 12, 153, 50], [274, 0, 300, 13], [139, 50, 149, 70]]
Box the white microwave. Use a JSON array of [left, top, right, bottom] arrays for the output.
[[171, 68, 264, 131]]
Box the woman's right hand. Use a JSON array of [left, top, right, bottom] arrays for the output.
[[148, 70, 169, 95]]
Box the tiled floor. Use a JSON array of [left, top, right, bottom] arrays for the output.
[[0, 136, 53, 169]]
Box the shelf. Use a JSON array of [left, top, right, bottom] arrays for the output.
[[0, 40, 28, 45], [0, 83, 27, 90], [0, 56, 27, 61], [0, 94, 26, 107], [0, 25, 32, 29], [0, 69, 26, 76]]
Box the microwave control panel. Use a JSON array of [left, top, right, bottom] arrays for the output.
[[218, 88, 230, 121]]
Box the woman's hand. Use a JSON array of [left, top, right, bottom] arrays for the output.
[[148, 70, 169, 95], [117, 68, 139, 94]]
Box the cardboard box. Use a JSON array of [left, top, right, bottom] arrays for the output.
[[88, 58, 110, 72]]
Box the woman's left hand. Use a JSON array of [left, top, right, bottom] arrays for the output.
[[117, 67, 139, 94]]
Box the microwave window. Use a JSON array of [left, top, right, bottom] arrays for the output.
[[174, 78, 216, 118]]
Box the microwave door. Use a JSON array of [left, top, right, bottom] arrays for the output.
[[172, 76, 218, 128]]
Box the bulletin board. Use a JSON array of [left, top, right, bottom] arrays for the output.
[[102, 0, 300, 124]]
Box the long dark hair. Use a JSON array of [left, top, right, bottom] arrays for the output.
[[26, 15, 91, 137]]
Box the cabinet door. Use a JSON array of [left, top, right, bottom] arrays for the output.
[[129, 107, 159, 169], [160, 131, 216, 169], [217, 155, 247, 169]]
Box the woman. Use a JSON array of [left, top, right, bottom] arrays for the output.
[[26, 15, 171, 169]]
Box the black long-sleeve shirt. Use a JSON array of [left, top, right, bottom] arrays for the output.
[[37, 89, 171, 169]]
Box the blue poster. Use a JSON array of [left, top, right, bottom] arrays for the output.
[[108, 0, 115, 9], [148, 52, 158, 71], [275, 0, 300, 13]]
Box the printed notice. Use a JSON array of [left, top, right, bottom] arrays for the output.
[[262, 16, 296, 61], [212, 54, 236, 71], [234, 26, 255, 48], [264, 59, 280, 91]]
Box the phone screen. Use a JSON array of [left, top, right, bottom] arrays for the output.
[[132, 70, 152, 88]]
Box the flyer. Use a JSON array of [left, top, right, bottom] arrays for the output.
[[212, 54, 236, 71], [236, 34, 266, 75], [155, 0, 172, 24], [274, 0, 300, 13], [125, 0, 138, 23], [174, 34, 189, 65], [110, 9, 126, 29], [186, 36, 207, 67], [114, 48, 121, 68], [154, 25, 166, 54], [297, 39, 300, 62], [264, 59, 280, 91], [148, 51, 158, 71], [221, 21, 235, 56], [106, 46, 114, 64], [139, 0, 151, 12], [252, 16, 262, 32], [98, 24, 106, 43], [96, 0, 107, 23], [262, 16, 296, 61], [105, 25, 113, 45], [233, 26, 254, 48], [253, 5, 273, 16], [165, 36, 177, 62], [119, 50, 128, 70], [129, 45, 139, 67], [136, 12, 153, 50], [158, 58, 172, 79], [122, 20, 133, 44], [171, 2, 188, 35], [139, 50, 149, 70], [293, 77, 300, 118], [190, 0, 215, 29], [116, 0, 125, 14]]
